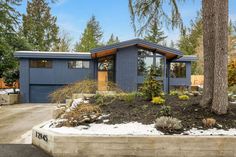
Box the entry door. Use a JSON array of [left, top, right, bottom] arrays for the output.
[[98, 71, 108, 91]]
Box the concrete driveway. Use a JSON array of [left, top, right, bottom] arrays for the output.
[[0, 104, 55, 144]]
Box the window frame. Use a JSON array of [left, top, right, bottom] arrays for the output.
[[137, 48, 165, 77], [170, 62, 187, 78], [30, 59, 53, 69], [68, 60, 90, 69]]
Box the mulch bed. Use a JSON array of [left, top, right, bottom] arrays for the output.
[[90, 95, 236, 134]]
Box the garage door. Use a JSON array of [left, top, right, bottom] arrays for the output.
[[30, 85, 63, 103]]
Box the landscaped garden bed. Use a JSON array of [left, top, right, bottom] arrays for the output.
[[45, 93, 236, 135], [33, 75, 236, 157], [46, 67, 236, 135]]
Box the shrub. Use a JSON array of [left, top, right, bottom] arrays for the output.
[[160, 92, 165, 97], [94, 94, 117, 106], [95, 94, 104, 105], [135, 92, 145, 97], [61, 104, 101, 127], [155, 116, 182, 131], [107, 82, 123, 93], [159, 106, 172, 116], [140, 65, 162, 100], [151, 96, 165, 105], [2, 69, 19, 93], [118, 93, 136, 103], [169, 90, 179, 96], [50, 80, 122, 103], [178, 95, 189, 100]]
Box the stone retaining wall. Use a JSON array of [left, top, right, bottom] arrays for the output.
[[0, 94, 19, 105], [32, 122, 236, 157]]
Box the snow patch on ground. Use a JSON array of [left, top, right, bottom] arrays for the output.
[[44, 122, 163, 135], [43, 121, 236, 136], [183, 128, 236, 136], [0, 89, 19, 94]]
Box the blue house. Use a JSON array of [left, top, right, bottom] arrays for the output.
[[15, 39, 197, 103]]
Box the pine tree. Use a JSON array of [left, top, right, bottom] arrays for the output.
[[107, 34, 119, 45], [22, 0, 59, 51], [53, 31, 72, 52], [144, 18, 167, 44], [0, 0, 32, 77], [178, 12, 203, 74], [75, 16, 103, 52], [178, 12, 203, 55]]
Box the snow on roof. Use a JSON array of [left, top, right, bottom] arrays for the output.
[[14, 51, 92, 59]]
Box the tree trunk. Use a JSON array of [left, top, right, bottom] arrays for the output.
[[200, 0, 216, 107], [212, 0, 228, 114]]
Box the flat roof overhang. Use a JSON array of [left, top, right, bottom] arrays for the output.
[[14, 51, 92, 60], [91, 38, 183, 59], [173, 55, 198, 62]]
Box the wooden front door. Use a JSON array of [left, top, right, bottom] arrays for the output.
[[98, 71, 108, 91]]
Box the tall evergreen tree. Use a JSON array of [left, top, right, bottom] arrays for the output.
[[22, 0, 59, 51], [75, 16, 103, 52], [178, 12, 203, 55], [107, 34, 119, 45], [53, 31, 72, 52], [178, 12, 203, 74], [0, 0, 32, 77], [144, 18, 167, 44]]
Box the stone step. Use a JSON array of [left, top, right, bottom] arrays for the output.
[[72, 93, 95, 99], [96, 91, 117, 95]]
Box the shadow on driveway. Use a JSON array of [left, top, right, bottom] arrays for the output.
[[0, 144, 52, 157]]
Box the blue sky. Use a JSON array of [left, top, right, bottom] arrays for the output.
[[17, 0, 236, 47]]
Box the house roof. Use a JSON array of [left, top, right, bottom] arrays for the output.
[[91, 38, 183, 59], [173, 55, 198, 62], [14, 39, 191, 61], [14, 51, 92, 59]]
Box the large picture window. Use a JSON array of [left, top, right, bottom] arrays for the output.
[[30, 60, 52, 68], [137, 48, 164, 77], [98, 56, 114, 71], [170, 62, 186, 78], [68, 60, 90, 69], [97, 56, 115, 82], [137, 56, 153, 75]]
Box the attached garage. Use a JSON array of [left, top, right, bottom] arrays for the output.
[[30, 85, 63, 103]]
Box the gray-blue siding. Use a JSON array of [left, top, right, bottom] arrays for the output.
[[169, 61, 192, 87], [116, 46, 138, 91], [18, 50, 193, 103], [19, 59, 95, 103], [115, 46, 169, 92]]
